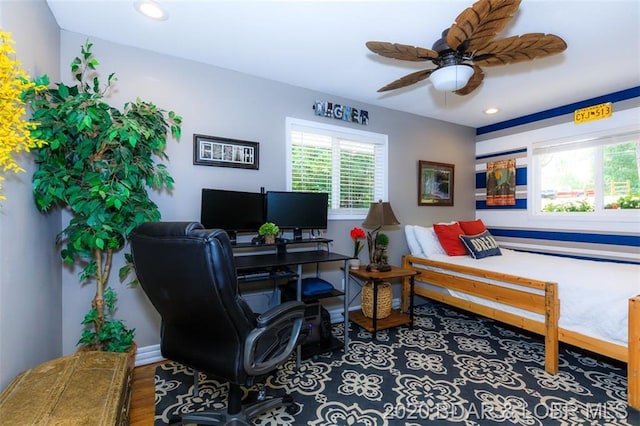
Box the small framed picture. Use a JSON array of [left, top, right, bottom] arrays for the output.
[[418, 160, 454, 206], [193, 134, 259, 170]]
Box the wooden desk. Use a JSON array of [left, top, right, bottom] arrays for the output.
[[348, 265, 418, 339]]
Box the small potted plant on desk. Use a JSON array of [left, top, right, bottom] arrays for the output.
[[259, 222, 279, 244]]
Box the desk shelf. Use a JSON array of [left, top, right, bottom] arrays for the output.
[[280, 286, 344, 304], [301, 288, 344, 303], [232, 238, 332, 253], [237, 268, 297, 283]]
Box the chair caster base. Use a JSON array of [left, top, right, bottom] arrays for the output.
[[168, 394, 297, 425]]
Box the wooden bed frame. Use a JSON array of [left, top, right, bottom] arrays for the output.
[[401, 254, 640, 409]]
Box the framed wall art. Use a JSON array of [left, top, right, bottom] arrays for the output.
[[418, 160, 454, 206], [486, 158, 516, 206], [193, 134, 259, 170]]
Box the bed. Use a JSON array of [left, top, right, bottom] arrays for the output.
[[401, 223, 640, 409]]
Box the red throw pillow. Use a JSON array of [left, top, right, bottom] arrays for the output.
[[459, 219, 487, 235], [433, 222, 467, 256]]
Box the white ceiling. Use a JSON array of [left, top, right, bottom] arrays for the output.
[[46, 0, 640, 129]]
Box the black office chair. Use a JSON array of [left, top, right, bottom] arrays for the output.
[[129, 222, 305, 425]]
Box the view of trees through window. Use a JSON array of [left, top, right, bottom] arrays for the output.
[[290, 138, 376, 209], [338, 143, 376, 209], [290, 136, 332, 197], [536, 136, 640, 212]]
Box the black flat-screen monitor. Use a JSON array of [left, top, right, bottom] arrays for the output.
[[200, 189, 265, 234], [265, 191, 328, 237]]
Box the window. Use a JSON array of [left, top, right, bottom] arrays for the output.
[[286, 117, 388, 219], [532, 129, 639, 215]]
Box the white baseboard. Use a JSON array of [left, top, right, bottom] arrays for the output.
[[134, 343, 164, 367], [134, 297, 402, 367]]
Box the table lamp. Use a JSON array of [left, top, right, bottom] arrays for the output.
[[362, 200, 400, 272]]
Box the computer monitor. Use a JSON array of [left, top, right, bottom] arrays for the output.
[[265, 191, 328, 239], [200, 189, 265, 239]]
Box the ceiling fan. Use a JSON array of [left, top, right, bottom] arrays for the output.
[[366, 0, 567, 95]]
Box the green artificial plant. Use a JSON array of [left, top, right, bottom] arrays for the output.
[[258, 222, 280, 236], [375, 232, 389, 248], [258, 222, 279, 244], [373, 232, 390, 266], [22, 41, 182, 352]]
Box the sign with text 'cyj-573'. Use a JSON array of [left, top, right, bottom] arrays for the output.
[[574, 102, 612, 124]]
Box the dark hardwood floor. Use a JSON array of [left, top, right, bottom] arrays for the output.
[[130, 361, 166, 425]]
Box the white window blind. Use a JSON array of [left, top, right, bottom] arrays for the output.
[[286, 117, 388, 219]]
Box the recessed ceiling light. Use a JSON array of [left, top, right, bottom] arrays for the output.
[[484, 107, 499, 115], [134, 0, 168, 21]]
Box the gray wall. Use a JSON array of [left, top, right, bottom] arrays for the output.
[[0, 4, 475, 388], [0, 0, 61, 390], [58, 31, 475, 353]]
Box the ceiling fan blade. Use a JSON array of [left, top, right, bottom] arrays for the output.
[[377, 69, 434, 92], [472, 33, 567, 66], [454, 65, 485, 95], [366, 41, 438, 61], [446, 0, 521, 52]]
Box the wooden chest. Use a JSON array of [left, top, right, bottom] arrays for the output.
[[0, 351, 132, 425]]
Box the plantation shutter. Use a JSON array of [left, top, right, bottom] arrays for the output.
[[288, 118, 388, 219]]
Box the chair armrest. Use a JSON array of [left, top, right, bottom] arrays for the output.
[[255, 301, 305, 328], [243, 301, 305, 376]]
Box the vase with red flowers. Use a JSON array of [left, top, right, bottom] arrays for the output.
[[349, 227, 366, 269]]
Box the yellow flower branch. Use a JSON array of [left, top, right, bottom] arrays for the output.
[[0, 30, 46, 201]]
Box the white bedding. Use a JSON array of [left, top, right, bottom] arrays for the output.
[[405, 225, 640, 346]]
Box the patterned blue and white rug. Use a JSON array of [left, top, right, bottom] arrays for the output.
[[155, 301, 639, 425]]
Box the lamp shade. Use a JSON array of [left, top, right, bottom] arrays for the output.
[[430, 64, 474, 91], [362, 200, 400, 229]]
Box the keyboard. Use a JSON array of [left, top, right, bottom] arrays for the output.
[[237, 268, 271, 280]]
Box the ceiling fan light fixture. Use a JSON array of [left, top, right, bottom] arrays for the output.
[[430, 64, 474, 92]]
